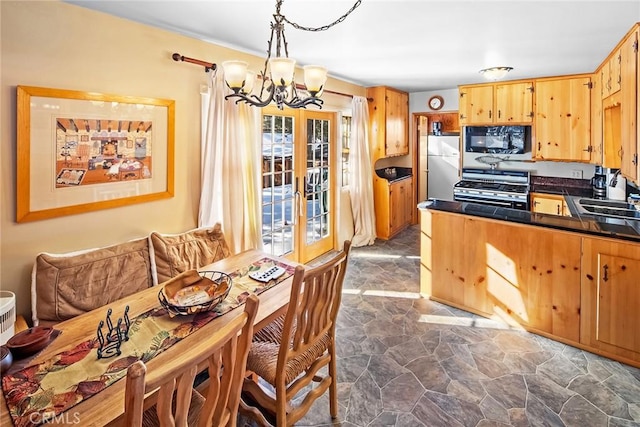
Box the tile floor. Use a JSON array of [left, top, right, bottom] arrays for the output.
[[293, 225, 640, 427]]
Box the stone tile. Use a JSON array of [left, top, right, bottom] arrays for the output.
[[295, 392, 347, 426], [503, 353, 538, 374], [368, 411, 398, 427], [482, 374, 527, 409], [419, 329, 441, 353], [368, 354, 408, 388], [630, 403, 640, 422], [568, 374, 632, 418], [336, 335, 363, 358], [479, 394, 511, 424], [494, 331, 543, 353], [525, 393, 565, 427], [559, 395, 609, 426], [345, 370, 383, 426], [476, 421, 512, 427], [518, 350, 555, 366], [405, 354, 450, 393], [423, 390, 484, 427], [358, 337, 388, 355], [411, 394, 464, 427], [381, 372, 425, 412], [508, 408, 530, 427], [609, 417, 640, 427], [441, 355, 490, 382], [561, 345, 589, 373], [603, 374, 640, 404], [450, 343, 477, 368], [472, 353, 512, 378], [623, 364, 640, 383], [385, 337, 427, 366], [537, 353, 584, 387], [395, 412, 426, 427], [468, 340, 506, 360], [434, 341, 455, 361], [586, 359, 613, 381], [524, 373, 575, 413], [337, 354, 370, 383], [446, 379, 486, 404]]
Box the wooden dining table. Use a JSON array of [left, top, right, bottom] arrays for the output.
[[0, 249, 299, 427]]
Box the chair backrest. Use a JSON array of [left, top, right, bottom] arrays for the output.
[[124, 294, 259, 427], [278, 241, 351, 367]]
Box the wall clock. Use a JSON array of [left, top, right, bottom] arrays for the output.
[[428, 95, 444, 110]]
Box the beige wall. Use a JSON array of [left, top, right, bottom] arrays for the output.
[[1, 1, 365, 320]]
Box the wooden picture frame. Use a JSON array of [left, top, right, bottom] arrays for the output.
[[16, 86, 175, 222]]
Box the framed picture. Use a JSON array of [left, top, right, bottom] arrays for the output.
[[16, 86, 175, 222]]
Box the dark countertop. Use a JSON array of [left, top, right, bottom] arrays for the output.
[[418, 199, 640, 242]]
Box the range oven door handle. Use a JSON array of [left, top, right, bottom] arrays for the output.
[[453, 195, 514, 207]]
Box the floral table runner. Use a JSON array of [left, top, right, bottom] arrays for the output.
[[1, 257, 295, 427]]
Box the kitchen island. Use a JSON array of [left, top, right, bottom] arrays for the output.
[[419, 199, 640, 367]]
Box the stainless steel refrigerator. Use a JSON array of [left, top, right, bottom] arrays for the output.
[[419, 134, 460, 201]]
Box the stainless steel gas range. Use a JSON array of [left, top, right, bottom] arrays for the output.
[[453, 168, 530, 210]]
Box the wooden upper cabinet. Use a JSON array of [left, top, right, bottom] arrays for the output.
[[590, 70, 604, 165], [534, 76, 592, 162], [459, 82, 533, 125], [601, 47, 622, 99], [620, 29, 638, 182], [459, 85, 493, 125], [495, 81, 534, 123], [366, 86, 409, 158]]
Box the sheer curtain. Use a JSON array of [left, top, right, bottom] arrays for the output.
[[349, 96, 376, 246], [199, 71, 262, 253]]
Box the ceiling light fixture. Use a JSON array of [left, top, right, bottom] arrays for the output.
[[479, 66, 514, 81], [222, 0, 362, 110]]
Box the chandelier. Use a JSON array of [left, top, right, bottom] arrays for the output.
[[222, 0, 362, 110]]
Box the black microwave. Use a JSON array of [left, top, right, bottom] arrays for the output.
[[464, 126, 530, 154]]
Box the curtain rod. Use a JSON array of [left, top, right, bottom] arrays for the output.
[[172, 52, 366, 101]]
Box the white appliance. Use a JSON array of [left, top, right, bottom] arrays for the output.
[[420, 134, 460, 201], [607, 168, 626, 200]]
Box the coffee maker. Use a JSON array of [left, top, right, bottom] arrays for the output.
[[591, 165, 607, 199]]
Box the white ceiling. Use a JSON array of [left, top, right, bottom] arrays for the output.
[[65, 0, 640, 93]]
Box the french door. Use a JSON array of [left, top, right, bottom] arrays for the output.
[[261, 106, 336, 263]]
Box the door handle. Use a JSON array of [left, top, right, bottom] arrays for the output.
[[602, 264, 609, 282]]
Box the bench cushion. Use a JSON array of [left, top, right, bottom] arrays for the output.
[[32, 237, 153, 326], [150, 224, 231, 284]]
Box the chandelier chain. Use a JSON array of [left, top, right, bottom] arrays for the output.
[[282, 0, 363, 32]]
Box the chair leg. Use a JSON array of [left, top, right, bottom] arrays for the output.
[[328, 342, 338, 419]]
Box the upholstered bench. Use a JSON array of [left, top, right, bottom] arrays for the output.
[[30, 224, 230, 327], [31, 237, 154, 327]]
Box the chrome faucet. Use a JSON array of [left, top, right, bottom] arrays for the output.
[[609, 169, 621, 187]]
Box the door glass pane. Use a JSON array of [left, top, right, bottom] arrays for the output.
[[306, 118, 330, 244], [262, 114, 294, 257]]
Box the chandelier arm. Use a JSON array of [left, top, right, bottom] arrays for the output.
[[283, 0, 362, 32]]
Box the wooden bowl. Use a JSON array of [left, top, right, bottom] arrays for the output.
[[6, 326, 53, 358], [0, 346, 12, 373], [158, 270, 232, 316]]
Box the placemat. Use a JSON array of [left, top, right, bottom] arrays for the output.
[[1, 257, 294, 427]]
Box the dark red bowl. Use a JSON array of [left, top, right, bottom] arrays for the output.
[[6, 326, 53, 358], [0, 346, 12, 373]]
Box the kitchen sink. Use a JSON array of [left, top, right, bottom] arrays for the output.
[[575, 198, 640, 220]]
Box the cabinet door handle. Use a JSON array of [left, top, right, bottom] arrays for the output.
[[538, 141, 541, 151], [498, 110, 501, 119], [602, 264, 609, 282], [557, 204, 560, 215], [489, 110, 492, 119]]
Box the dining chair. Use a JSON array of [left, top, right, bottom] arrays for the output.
[[240, 241, 351, 426], [124, 294, 259, 427]]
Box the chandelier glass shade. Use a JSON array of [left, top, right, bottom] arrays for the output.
[[222, 0, 360, 110], [479, 66, 514, 81]]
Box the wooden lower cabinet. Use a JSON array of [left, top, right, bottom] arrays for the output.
[[530, 193, 570, 216], [421, 208, 640, 366], [581, 237, 640, 364], [423, 210, 581, 341], [375, 177, 413, 240]]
